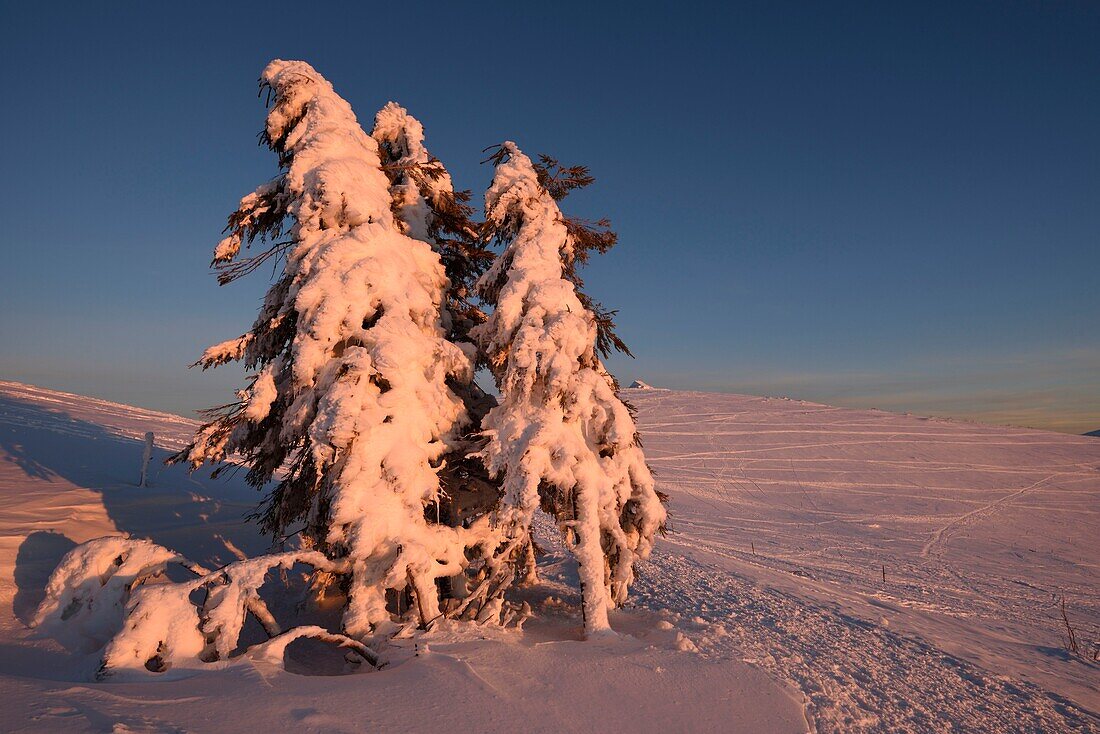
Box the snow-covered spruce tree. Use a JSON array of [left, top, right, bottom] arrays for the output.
[[35, 68, 660, 671], [178, 60, 498, 637], [473, 142, 667, 635]]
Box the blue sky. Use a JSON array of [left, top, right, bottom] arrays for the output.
[[1, 1, 1097, 433]]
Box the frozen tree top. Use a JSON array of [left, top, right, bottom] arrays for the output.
[[261, 58, 394, 233]]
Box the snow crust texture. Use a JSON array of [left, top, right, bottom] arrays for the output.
[[625, 388, 1100, 732]]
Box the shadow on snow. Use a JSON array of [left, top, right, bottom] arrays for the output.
[[1, 393, 270, 627]]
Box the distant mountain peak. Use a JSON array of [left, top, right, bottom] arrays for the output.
[[1085, 429, 1100, 437], [629, 380, 655, 390]]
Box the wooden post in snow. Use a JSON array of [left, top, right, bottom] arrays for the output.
[[139, 432, 154, 487]]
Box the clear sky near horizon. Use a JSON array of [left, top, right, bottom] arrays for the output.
[[1, 2, 1097, 433]]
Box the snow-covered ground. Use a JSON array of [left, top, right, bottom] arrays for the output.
[[0, 380, 1097, 732], [627, 388, 1100, 731]]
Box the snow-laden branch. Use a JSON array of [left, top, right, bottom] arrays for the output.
[[33, 536, 382, 676]]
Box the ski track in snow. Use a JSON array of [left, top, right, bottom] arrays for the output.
[[627, 389, 1100, 733], [634, 546, 1098, 733], [919, 472, 1056, 559]]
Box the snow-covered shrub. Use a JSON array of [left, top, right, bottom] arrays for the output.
[[101, 550, 381, 676]]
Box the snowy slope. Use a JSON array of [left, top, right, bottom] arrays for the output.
[[1, 380, 1098, 732], [626, 389, 1100, 731], [0, 381, 270, 631], [0, 381, 802, 733]]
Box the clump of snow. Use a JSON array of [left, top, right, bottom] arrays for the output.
[[213, 234, 241, 264], [241, 367, 277, 422], [195, 334, 253, 371], [674, 632, 698, 653], [209, 180, 283, 267], [32, 536, 204, 653]]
